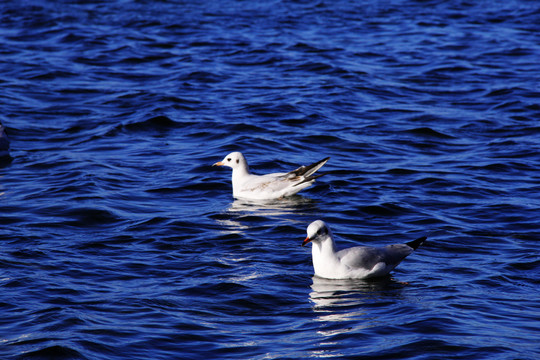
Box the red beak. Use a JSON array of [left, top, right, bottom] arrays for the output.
[[302, 236, 312, 247]]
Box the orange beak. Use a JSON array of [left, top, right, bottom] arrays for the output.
[[213, 161, 224, 167], [302, 236, 312, 247]]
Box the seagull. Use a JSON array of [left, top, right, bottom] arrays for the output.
[[302, 220, 427, 279], [213, 152, 329, 200]]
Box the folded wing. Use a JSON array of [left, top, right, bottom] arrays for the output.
[[241, 157, 330, 198], [338, 238, 425, 274]]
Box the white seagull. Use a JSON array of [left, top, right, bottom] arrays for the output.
[[302, 220, 427, 279], [213, 152, 329, 200]]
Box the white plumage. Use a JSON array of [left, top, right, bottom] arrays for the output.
[[213, 152, 329, 200], [302, 220, 427, 279]]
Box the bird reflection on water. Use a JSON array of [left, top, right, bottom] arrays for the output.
[[214, 196, 319, 234], [309, 275, 408, 337], [228, 196, 318, 218]]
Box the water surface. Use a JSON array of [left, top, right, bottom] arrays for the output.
[[1, 1, 539, 359]]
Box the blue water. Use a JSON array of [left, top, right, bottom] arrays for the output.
[[1, 0, 539, 359]]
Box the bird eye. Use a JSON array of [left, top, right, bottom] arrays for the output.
[[317, 228, 326, 236], [227, 158, 231, 162], [236, 159, 239, 164]]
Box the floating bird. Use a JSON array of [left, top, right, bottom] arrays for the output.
[[302, 220, 426, 279], [213, 152, 329, 200]]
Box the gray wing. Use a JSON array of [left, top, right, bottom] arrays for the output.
[[338, 244, 413, 271], [243, 157, 329, 195], [243, 173, 300, 193]]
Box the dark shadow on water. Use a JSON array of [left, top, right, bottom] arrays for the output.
[[0, 154, 12, 168], [0, 123, 11, 166]]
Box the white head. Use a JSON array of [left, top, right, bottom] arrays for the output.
[[302, 220, 332, 247], [213, 151, 249, 171]]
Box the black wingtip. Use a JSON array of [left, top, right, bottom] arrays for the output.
[[292, 172, 327, 187], [289, 156, 330, 187], [406, 236, 427, 250]]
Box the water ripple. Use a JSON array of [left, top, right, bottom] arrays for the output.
[[1, 0, 539, 359]]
